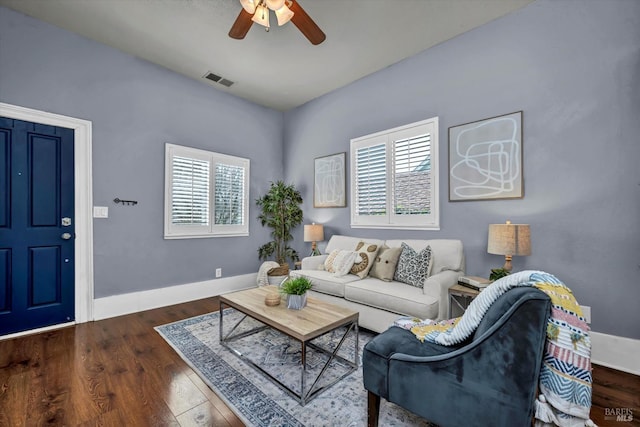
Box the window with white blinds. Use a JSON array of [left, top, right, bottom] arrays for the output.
[[171, 156, 210, 226], [214, 163, 245, 226], [350, 117, 439, 230], [165, 144, 250, 239], [355, 142, 386, 216]]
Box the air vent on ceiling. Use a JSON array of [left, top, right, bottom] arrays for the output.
[[218, 78, 234, 87], [203, 71, 234, 87]]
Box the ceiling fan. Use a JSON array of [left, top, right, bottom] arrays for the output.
[[229, 0, 326, 45]]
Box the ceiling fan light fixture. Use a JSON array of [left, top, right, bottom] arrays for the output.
[[274, 4, 294, 26], [251, 4, 270, 28], [239, 0, 257, 14], [229, 0, 324, 45], [265, 0, 286, 10]]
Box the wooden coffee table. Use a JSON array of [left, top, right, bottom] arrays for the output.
[[219, 285, 359, 406]]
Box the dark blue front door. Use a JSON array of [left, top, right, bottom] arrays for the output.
[[0, 117, 75, 335]]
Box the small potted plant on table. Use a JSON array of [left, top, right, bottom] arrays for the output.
[[489, 268, 510, 282], [280, 276, 313, 310]]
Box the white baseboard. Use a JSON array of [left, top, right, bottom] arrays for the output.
[[93, 273, 257, 321], [591, 332, 640, 376]]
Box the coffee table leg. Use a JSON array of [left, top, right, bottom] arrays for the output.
[[219, 301, 224, 344], [355, 322, 359, 366], [301, 341, 307, 406]]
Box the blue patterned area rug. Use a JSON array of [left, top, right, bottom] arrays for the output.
[[155, 309, 434, 427]]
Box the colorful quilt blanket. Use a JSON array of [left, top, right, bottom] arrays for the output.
[[394, 271, 593, 427]]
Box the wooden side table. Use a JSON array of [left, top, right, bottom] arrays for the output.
[[448, 284, 480, 318]]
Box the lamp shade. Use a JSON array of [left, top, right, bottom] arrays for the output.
[[274, 4, 294, 26], [239, 0, 257, 14], [251, 4, 270, 27], [303, 223, 324, 242], [487, 221, 531, 256]]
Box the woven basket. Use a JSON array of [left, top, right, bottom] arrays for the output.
[[268, 263, 289, 277], [264, 292, 281, 307]]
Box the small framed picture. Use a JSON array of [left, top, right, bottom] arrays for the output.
[[314, 152, 346, 208]]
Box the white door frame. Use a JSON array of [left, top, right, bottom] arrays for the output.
[[0, 102, 94, 325]]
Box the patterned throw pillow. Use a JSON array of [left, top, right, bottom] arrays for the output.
[[350, 241, 380, 279], [394, 243, 432, 288], [369, 245, 403, 282], [324, 249, 341, 273], [332, 250, 358, 277]]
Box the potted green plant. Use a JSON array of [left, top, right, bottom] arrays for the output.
[[489, 268, 510, 282], [280, 276, 313, 309], [256, 181, 304, 276]]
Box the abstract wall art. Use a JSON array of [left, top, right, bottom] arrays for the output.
[[448, 111, 523, 201], [314, 152, 346, 208]]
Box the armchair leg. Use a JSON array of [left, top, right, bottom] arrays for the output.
[[367, 391, 381, 427]]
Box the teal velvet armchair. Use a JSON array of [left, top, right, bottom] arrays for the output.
[[363, 287, 551, 427]]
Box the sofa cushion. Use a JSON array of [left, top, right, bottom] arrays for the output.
[[350, 241, 381, 279], [394, 243, 432, 288], [290, 269, 360, 297], [385, 239, 464, 274], [369, 245, 402, 281], [344, 278, 439, 320]]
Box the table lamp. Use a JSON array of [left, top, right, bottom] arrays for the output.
[[487, 220, 531, 271], [303, 223, 324, 256]]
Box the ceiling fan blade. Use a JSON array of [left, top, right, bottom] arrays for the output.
[[229, 9, 253, 40], [289, 1, 326, 45]]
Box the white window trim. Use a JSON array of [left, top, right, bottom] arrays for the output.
[[164, 143, 250, 239], [350, 117, 440, 231]]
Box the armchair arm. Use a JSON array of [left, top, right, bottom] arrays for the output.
[[423, 269, 463, 320], [301, 255, 327, 270]]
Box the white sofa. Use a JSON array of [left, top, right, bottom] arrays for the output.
[[289, 235, 465, 333]]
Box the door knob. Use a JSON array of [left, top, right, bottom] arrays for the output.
[[61, 233, 72, 240]]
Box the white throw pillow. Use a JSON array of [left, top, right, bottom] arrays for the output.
[[331, 250, 358, 277]]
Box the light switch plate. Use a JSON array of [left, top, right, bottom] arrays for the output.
[[93, 206, 109, 218]]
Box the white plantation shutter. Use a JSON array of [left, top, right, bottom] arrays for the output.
[[351, 117, 439, 230], [165, 144, 249, 238], [171, 156, 210, 225], [355, 143, 386, 216]]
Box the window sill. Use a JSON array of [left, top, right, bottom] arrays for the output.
[[164, 232, 249, 239]]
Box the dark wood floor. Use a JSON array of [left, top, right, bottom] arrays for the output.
[[0, 297, 638, 426]]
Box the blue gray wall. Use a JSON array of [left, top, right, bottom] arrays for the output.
[[284, 0, 640, 339], [0, 6, 283, 298], [2, 1, 638, 339]]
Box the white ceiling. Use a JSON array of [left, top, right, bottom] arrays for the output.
[[0, 0, 534, 111]]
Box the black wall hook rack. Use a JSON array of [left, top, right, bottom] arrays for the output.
[[114, 198, 138, 206]]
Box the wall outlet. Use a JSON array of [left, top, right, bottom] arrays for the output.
[[215, 268, 222, 278], [581, 305, 591, 324]]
